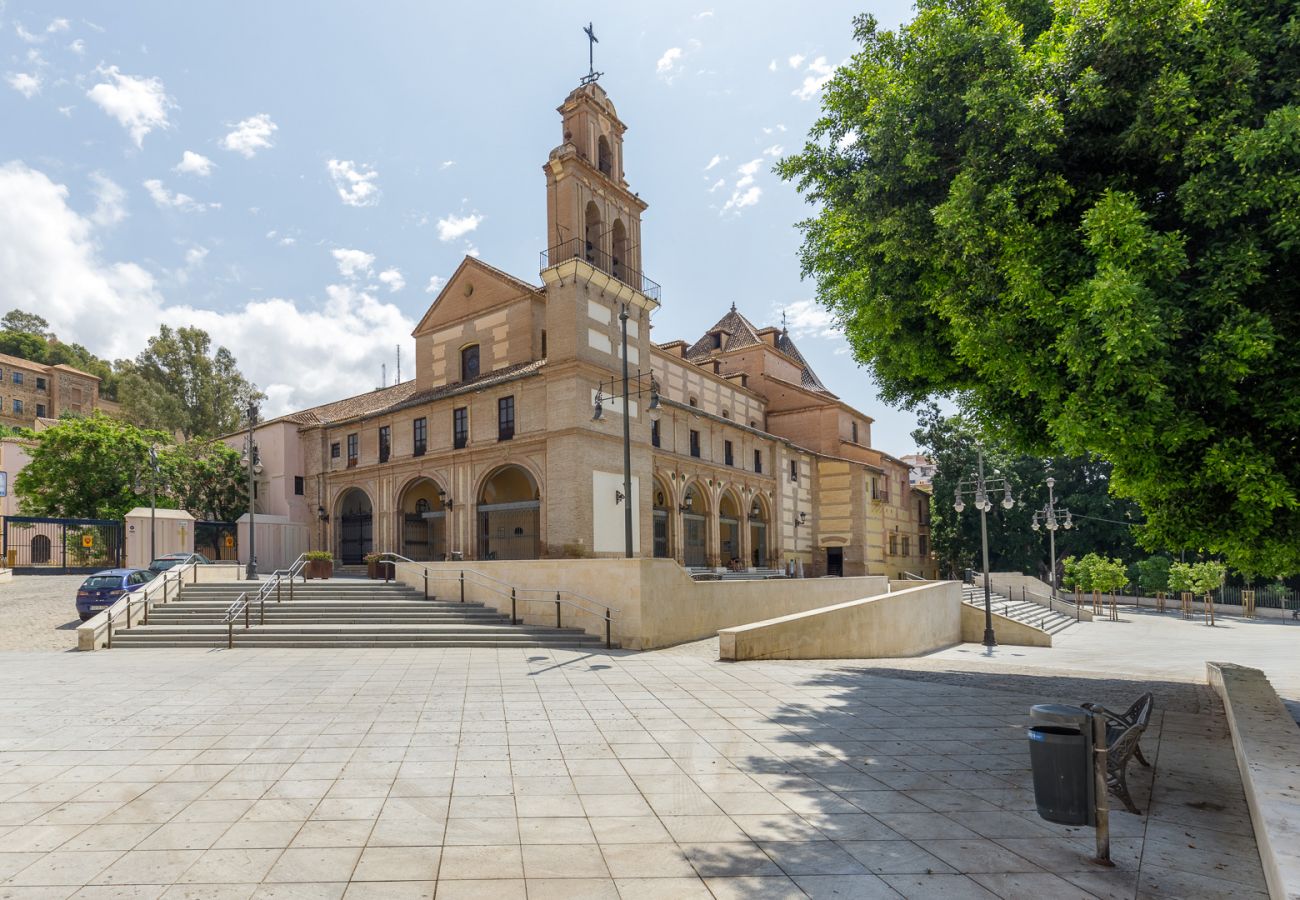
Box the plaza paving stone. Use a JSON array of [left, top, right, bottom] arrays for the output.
[[0, 640, 1270, 899]]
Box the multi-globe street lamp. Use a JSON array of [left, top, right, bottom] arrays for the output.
[[1030, 476, 1073, 600], [953, 449, 1016, 648], [240, 401, 263, 580]]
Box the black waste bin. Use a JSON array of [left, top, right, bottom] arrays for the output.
[[1028, 704, 1095, 826]]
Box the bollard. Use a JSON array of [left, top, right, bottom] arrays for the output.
[[289, 576, 294, 603], [277, 581, 281, 603], [125, 598, 132, 629], [163, 576, 169, 604], [556, 593, 562, 628], [227, 619, 233, 649], [106, 617, 113, 649], [244, 600, 250, 628], [511, 588, 517, 625], [424, 570, 428, 600], [1092, 713, 1112, 866], [605, 609, 612, 649], [460, 570, 465, 603], [260, 601, 265, 625]]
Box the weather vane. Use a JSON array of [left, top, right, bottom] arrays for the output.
[[581, 22, 603, 84]]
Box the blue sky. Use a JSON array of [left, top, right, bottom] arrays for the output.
[[0, 0, 928, 453]]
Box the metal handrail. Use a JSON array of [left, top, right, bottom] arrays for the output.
[[101, 563, 193, 649], [539, 237, 662, 303], [378, 552, 619, 648], [219, 553, 311, 648], [901, 571, 926, 581]]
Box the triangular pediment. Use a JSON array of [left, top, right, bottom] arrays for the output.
[[412, 257, 543, 337]]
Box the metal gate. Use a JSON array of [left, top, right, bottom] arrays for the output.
[[683, 514, 707, 567], [2, 516, 124, 574], [477, 501, 539, 560], [340, 512, 373, 564], [195, 520, 238, 561]]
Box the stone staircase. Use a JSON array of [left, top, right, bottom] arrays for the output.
[[962, 584, 1079, 636], [111, 580, 609, 649]]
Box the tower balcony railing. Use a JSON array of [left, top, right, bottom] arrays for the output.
[[540, 238, 661, 304]]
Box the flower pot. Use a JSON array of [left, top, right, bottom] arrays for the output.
[[304, 559, 333, 580], [367, 560, 379, 579]]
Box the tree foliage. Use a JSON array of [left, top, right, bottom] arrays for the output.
[[117, 325, 256, 440], [779, 0, 1300, 576], [14, 412, 247, 521], [1132, 555, 1172, 595], [0, 308, 120, 399]]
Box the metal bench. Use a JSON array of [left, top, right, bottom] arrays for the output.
[[1083, 693, 1154, 814]]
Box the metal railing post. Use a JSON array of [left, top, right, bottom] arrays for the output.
[[143, 598, 149, 625], [556, 592, 562, 628], [106, 616, 113, 649], [227, 619, 233, 649], [424, 570, 428, 600], [460, 570, 465, 603], [125, 598, 132, 629], [260, 601, 265, 625], [289, 575, 293, 602], [605, 609, 611, 649], [245, 599, 250, 628], [163, 576, 169, 604], [511, 588, 517, 625]]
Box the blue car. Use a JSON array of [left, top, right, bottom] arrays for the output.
[[76, 569, 155, 621]]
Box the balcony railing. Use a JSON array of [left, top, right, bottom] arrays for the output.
[[540, 238, 661, 303]]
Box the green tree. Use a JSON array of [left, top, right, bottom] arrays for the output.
[[779, 0, 1300, 576], [118, 325, 256, 439], [13, 412, 247, 521], [1189, 561, 1228, 597], [0, 308, 120, 400], [1168, 562, 1195, 596], [1132, 556, 1172, 596], [0, 310, 51, 337]]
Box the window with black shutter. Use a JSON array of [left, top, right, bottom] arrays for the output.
[[689, 430, 701, 458], [413, 417, 427, 456], [498, 396, 515, 441], [453, 407, 468, 449], [379, 426, 391, 463], [346, 433, 358, 467]]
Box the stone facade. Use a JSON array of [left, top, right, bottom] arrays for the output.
[[0, 354, 111, 428], [236, 79, 935, 579]]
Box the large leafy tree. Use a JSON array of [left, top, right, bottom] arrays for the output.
[[779, 0, 1300, 576], [915, 404, 1140, 578], [118, 325, 255, 440], [14, 412, 247, 521]]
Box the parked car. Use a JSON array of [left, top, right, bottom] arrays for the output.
[[75, 569, 155, 621], [147, 553, 212, 574]]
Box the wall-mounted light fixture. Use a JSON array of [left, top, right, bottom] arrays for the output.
[[793, 511, 807, 528], [317, 505, 329, 523], [438, 488, 454, 511], [679, 494, 694, 513]]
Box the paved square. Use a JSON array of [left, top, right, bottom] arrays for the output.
[[0, 641, 1268, 898]]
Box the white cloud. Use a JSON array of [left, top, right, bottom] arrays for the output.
[[377, 267, 405, 293], [768, 59, 777, 72], [143, 178, 216, 213], [779, 299, 839, 339], [221, 113, 276, 158], [836, 129, 858, 152], [88, 172, 126, 227], [86, 66, 171, 146], [0, 161, 417, 414], [763, 144, 784, 157], [57, 105, 74, 116], [794, 56, 835, 101], [721, 158, 764, 214], [326, 159, 380, 207], [787, 54, 805, 69], [68, 38, 84, 54], [425, 275, 447, 294], [703, 154, 723, 171], [184, 246, 208, 266], [464, 243, 480, 259], [436, 212, 482, 242], [331, 248, 374, 279], [7, 71, 40, 98], [440, 160, 455, 170], [46, 18, 69, 33], [655, 47, 683, 82], [15, 23, 41, 43], [694, 9, 714, 18], [174, 150, 214, 177], [707, 178, 725, 193]]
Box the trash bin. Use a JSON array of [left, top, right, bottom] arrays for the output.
[[1028, 704, 1094, 826]]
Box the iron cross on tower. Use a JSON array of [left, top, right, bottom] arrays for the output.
[[581, 22, 603, 84]]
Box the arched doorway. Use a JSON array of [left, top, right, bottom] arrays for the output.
[[652, 477, 672, 559], [597, 135, 613, 176], [748, 495, 770, 568], [336, 488, 373, 565], [477, 465, 540, 560], [681, 483, 708, 568], [611, 219, 627, 282], [719, 492, 742, 567], [398, 478, 447, 561], [584, 201, 602, 268]]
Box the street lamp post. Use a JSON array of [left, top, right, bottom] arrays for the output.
[[953, 449, 1016, 648], [241, 401, 262, 580], [1031, 476, 1073, 599]]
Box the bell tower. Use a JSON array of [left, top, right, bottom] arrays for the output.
[[544, 82, 648, 283]]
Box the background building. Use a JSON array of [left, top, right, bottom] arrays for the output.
[[0, 354, 115, 428], [233, 79, 934, 578]]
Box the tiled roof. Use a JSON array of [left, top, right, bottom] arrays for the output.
[[272, 360, 548, 429], [684, 305, 832, 395], [775, 330, 831, 394]]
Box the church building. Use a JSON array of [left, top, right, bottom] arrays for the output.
[[240, 77, 934, 579]]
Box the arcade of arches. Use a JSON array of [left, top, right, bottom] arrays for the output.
[[653, 477, 772, 569]]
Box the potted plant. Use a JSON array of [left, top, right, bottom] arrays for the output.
[[364, 552, 393, 580], [303, 550, 334, 580]]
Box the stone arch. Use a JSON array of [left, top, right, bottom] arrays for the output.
[[584, 201, 602, 266], [397, 476, 447, 561], [460, 342, 480, 382], [334, 486, 374, 565], [680, 479, 710, 568], [476, 464, 541, 560], [611, 218, 628, 282], [597, 134, 612, 176], [718, 489, 743, 567], [747, 492, 772, 568]]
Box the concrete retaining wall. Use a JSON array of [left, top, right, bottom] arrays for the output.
[[717, 581, 961, 661], [77, 563, 249, 650], [1206, 662, 1300, 900], [960, 603, 1052, 647], [392, 559, 888, 650]]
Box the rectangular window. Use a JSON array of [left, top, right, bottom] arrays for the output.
[[330, 442, 341, 459], [346, 433, 358, 467], [294, 476, 305, 496], [413, 417, 427, 457], [902, 536, 911, 557], [12, 399, 21, 415], [36, 376, 46, 391], [790, 459, 798, 482], [497, 396, 515, 441], [453, 407, 468, 449], [11, 371, 22, 386], [651, 419, 660, 448], [689, 429, 701, 458], [919, 534, 929, 557], [851, 421, 858, 443], [889, 534, 898, 556], [378, 426, 391, 463], [753, 449, 762, 474], [724, 440, 734, 467], [36, 403, 46, 418]]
